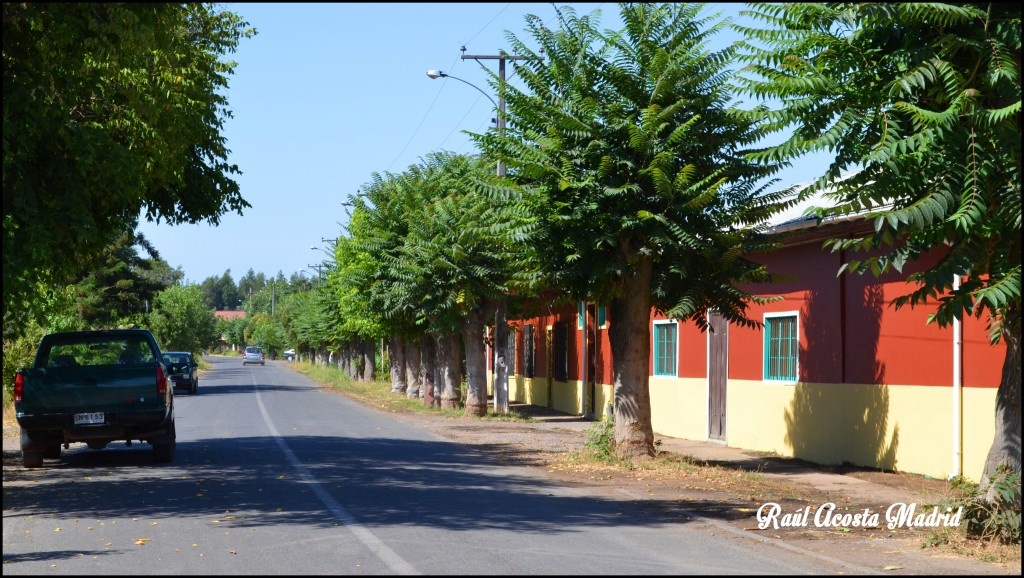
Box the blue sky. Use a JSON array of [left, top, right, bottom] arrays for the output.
[[138, 3, 828, 285]]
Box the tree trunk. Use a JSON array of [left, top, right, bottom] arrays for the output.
[[492, 296, 509, 413], [405, 338, 422, 399], [421, 336, 437, 406], [979, 310, 1022, 500], [389, 335, 407, 394], [462, 308, 489, 417], [608, 254, 656, 459], [361, 338, 376, 382], [436, 332, 463, 410]]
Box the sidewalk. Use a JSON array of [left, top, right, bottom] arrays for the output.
[[502, 401, 951, 509]]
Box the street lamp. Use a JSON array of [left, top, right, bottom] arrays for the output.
[[428, 50, 531, 414], [426, 69, 506, 177], [426, 70, 498, 110]]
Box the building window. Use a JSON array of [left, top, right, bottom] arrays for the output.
[[653, 321, 678, 376], [553, 322, 568, 381], [507, 327, 517, 375], [764, 313, 799, 382], [578, 301, 608, 329], [524, 324, 535, 378]]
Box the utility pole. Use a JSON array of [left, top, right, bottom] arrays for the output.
[[307, 263, 326, 284], [460, 46, 528, 177], [461, 47, 529, 413]]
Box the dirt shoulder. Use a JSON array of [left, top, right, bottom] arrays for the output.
[[382, 402, 1020, 576]]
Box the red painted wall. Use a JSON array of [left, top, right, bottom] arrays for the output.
[[506, 227, 1006, 391]]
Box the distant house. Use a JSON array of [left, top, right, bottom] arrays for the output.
[[214, 310, 246, 321], [213, 310, 246, 350]]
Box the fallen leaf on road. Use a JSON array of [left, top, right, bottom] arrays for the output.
[[134, 538, 151, 545], [883, 566, 903, 571]]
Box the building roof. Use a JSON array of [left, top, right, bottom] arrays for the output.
[[214, 310, 246, 320]]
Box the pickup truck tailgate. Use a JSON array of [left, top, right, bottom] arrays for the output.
[[18, 364, 166, 416]]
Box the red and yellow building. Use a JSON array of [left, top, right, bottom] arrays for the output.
[[491, 213, 1005, 482]]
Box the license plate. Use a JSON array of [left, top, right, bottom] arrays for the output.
[[74, 412, 105, 425]]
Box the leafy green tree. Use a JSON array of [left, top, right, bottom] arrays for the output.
[[219, 315, 248, 351], [3, 3, 256, 339], [246, 312, 286, 358], [201, 270, 242, 310], [347, 171, 425, 394], [238, 269, 267, 311], [735, 2, 1020, 495], [149, 284, 219, 356], [393, 152, 533, 416], [70, 229, 173, 328], [2, 284, 82, 402], [329, 231, 388, 381], [476, 4, 788, 457]]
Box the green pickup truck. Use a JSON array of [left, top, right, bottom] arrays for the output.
[[13, 329, 176, 468]]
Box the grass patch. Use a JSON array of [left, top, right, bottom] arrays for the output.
[[921, 469, 1021, 564], [288, 362, 535, 422]]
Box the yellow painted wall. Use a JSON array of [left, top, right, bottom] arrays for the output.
[[510, 376, 548, 407], [726, 379, 998, 480], [593, 383, 613, 421], [649, 376, 707, 441], [502, 371, 997, 482], [551, 380, 582, 415], [963, 387, 998, 484]]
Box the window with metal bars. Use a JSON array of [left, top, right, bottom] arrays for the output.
[[653, 321, 677, 376], [523, 324, 535, 378], [764, 313, 799, 381], [507, 327, 517, 375]]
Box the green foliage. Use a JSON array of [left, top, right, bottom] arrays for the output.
[[69, 229, 178, 329], [200, 270, 243, 311], [584, 420, 618, 463], [245, 312, 286, 357], [735, 2, 1021, 343], [932, 467, 1022, 546], [474, 3, 792, 331], [3, 3, 256, 340], [218, 315, 248, 348], [343, 152, 532, 341], [148, 284, 218, 356]]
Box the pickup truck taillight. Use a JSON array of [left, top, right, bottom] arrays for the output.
[[14, 372, 24, 402], [156, 365, 168, 395]]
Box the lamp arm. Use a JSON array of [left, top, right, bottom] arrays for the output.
[[440, 73, 498, 110]]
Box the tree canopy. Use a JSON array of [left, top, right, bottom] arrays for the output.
[[735, 1, 1020, 492], [474, 4, 791, 455], [3, 3, 256, 339]]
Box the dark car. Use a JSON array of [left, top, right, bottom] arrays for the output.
[[162, 351, 198, 395]]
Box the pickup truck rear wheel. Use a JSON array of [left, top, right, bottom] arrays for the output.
[[152, 421, 176, 463], [22, 450, 44, 468]]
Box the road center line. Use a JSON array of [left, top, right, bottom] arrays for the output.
[[253, 375, 418, 575]]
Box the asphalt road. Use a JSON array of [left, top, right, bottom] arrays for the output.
[[4, 356, 875, 575]]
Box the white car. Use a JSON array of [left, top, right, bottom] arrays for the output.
[[283, 348, 296, 361], [242, 346, 265, 366]]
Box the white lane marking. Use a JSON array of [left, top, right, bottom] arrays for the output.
[[252, 372, 418, 575]]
